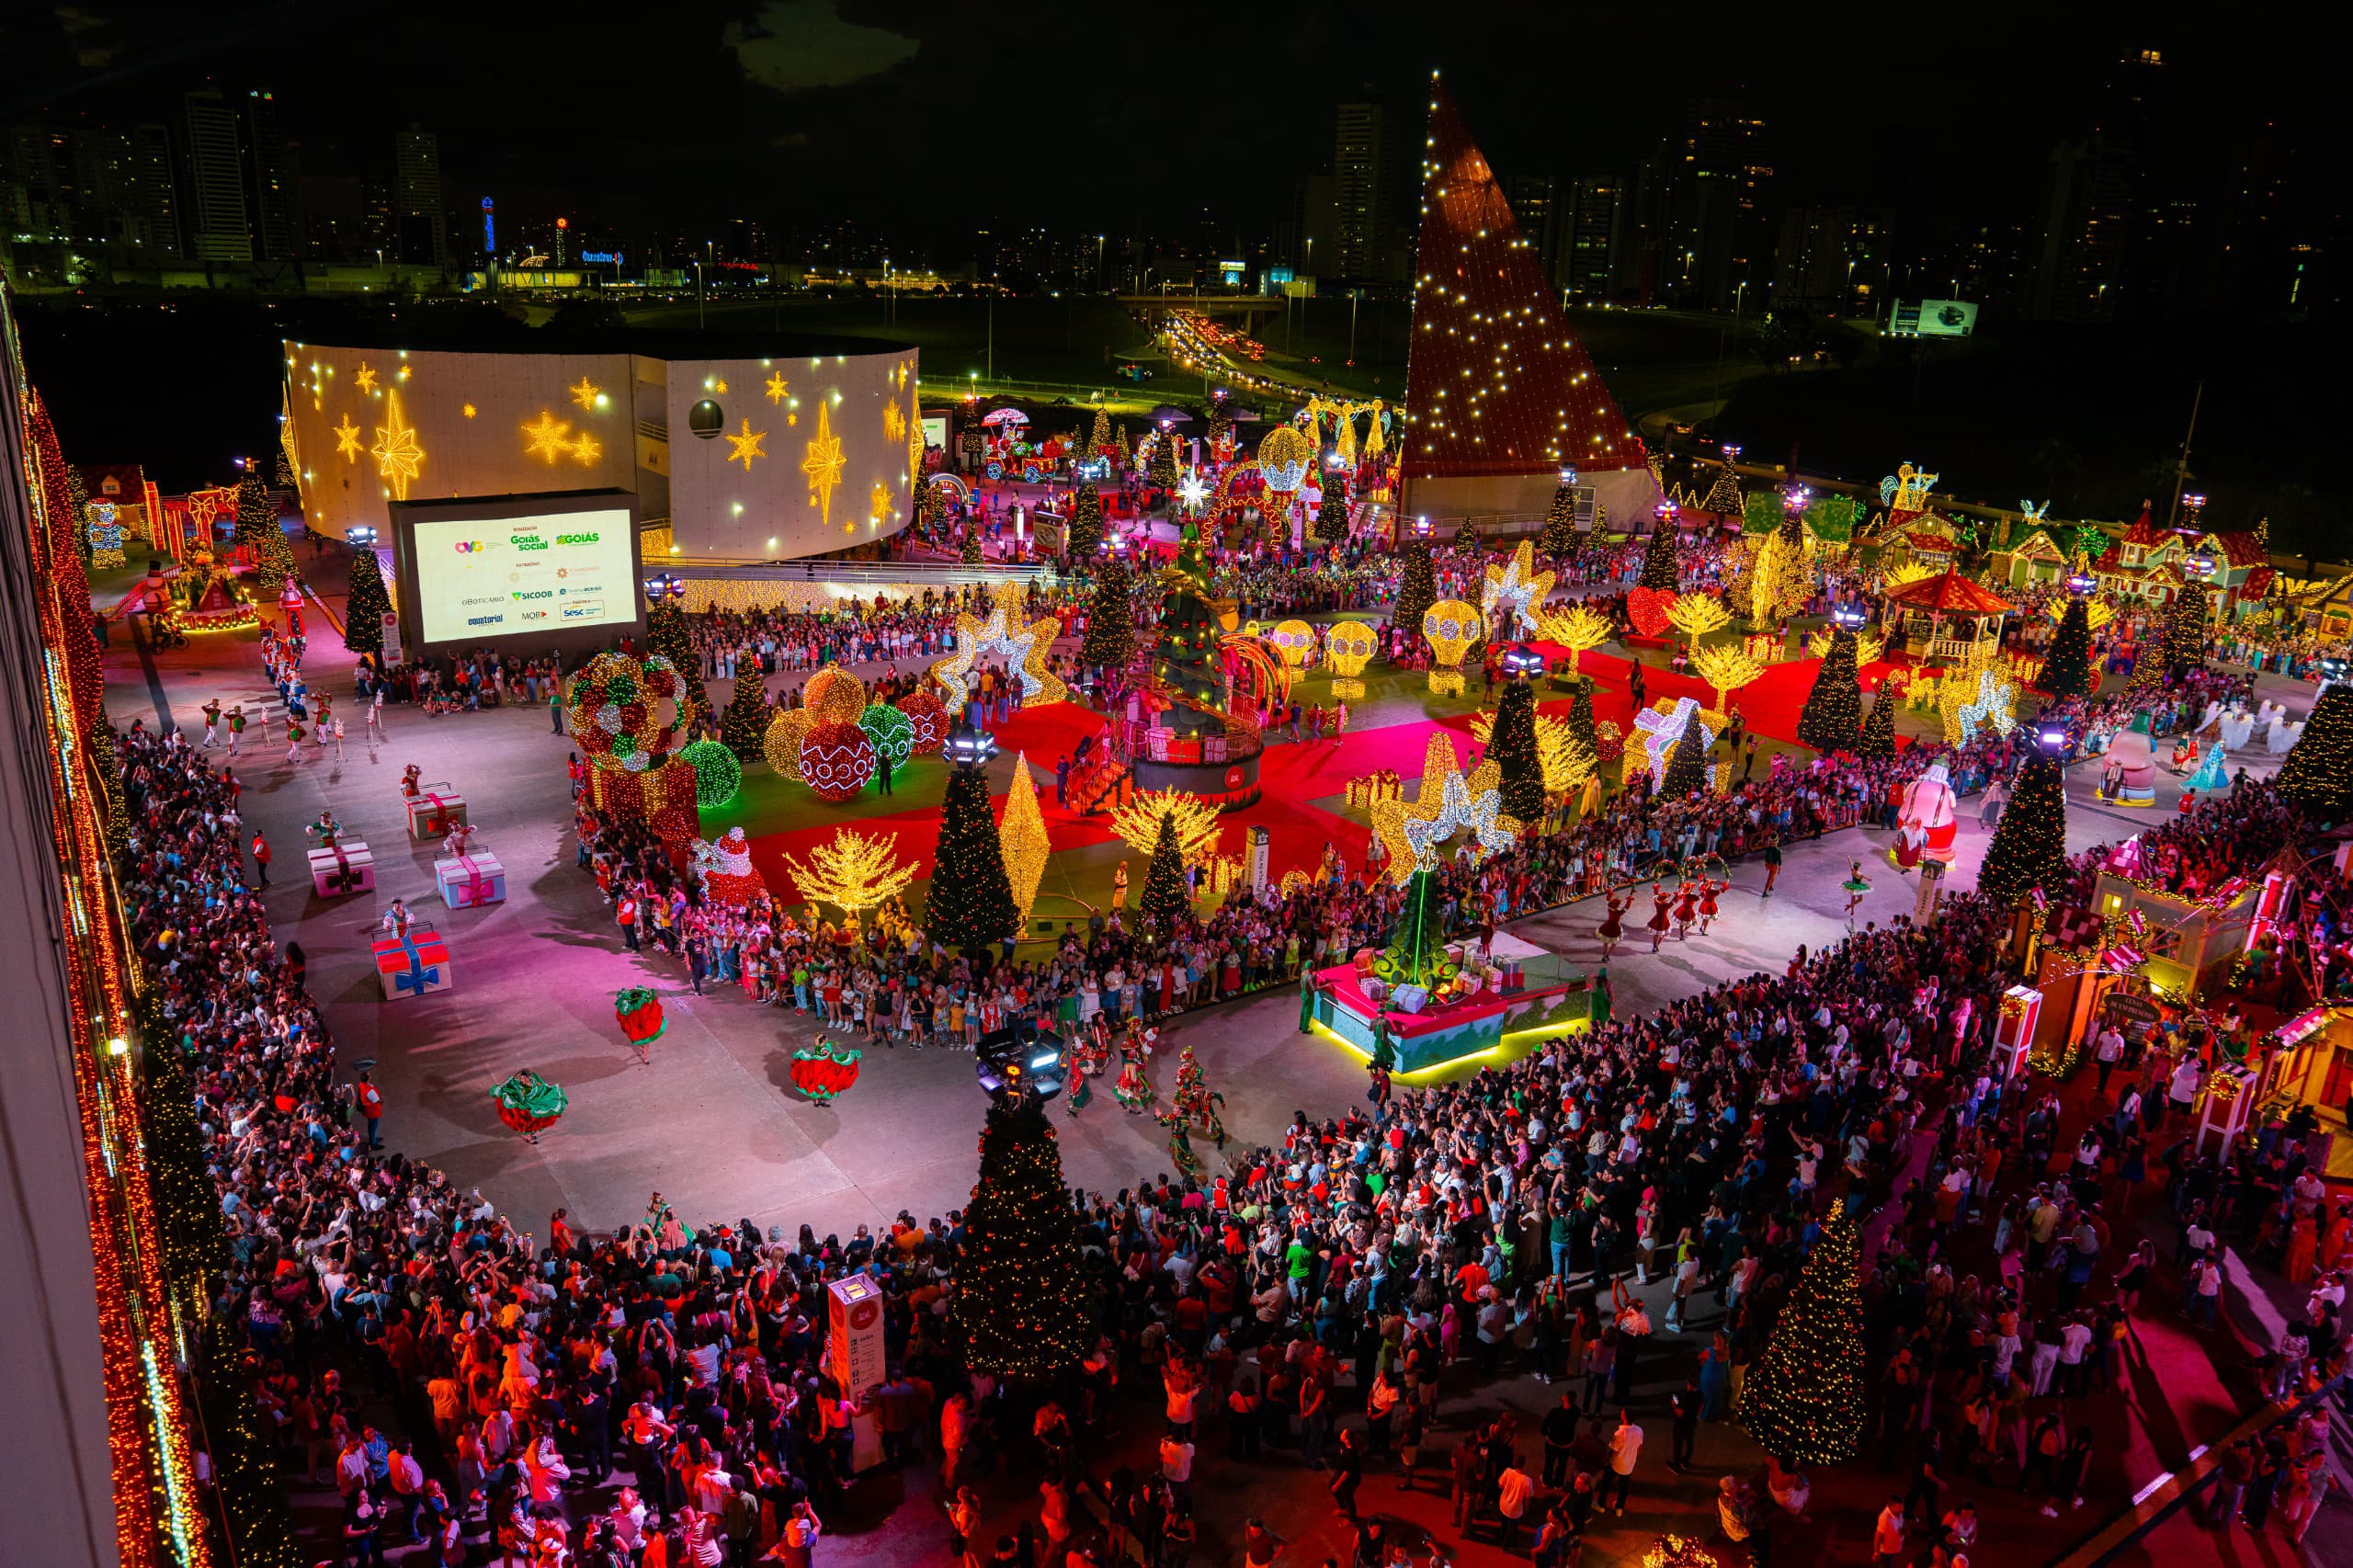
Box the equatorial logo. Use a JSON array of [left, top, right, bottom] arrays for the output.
[[467, 613, 504, 627]]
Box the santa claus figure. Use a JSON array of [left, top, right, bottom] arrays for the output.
[[1893, 762, 1959, 870], [691, 827, 767, 907]]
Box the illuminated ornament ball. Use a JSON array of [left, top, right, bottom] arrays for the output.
[[1265, 619, 1317, 672], [1324, 619, 1377, 699], [799, 721, 878, 802], [1422, 597, 1482, 696], [677, 738, 744, 808], [1256, 425, 1314, 494], [803, 667, 869, 727], [565, 652, 684, 773], [762, 709, 813, 782], [858, 700, 915, 768], [895, 688, 949, 755]]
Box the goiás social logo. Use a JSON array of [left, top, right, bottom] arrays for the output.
[[511, 533, 550, 551]]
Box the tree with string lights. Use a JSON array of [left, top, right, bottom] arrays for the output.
[[2040, 596, 2096, 699], [720, 672, 772, 763], [927, 765, 1020, 955], [1078, 555, 1134, 669], [1796, 629, 1863, 754], [1977, 748, 2070, 904], [1392, 540, 1438, 659], [1858, 687, 1898, 758], [2275, 684, 2353, 820], [1489, 676, 1546, 823], [1661, 729, 1707, 798], [1139, 812, 1191, 935], [949, 1099, 1092, 1385], [1540, 479, 1578, 557], [1314, 483, 1349, 546], [1065, 481, 1104, 560], [1739, 1206, 1866, 1464], [342, 546, 391, 656]]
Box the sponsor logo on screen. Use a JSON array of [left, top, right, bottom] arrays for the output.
[[521, 609, 550, 621], [562, 599, 605, 620], [512, 534, 550, 551], [460, 595, 502, 607], [555, 531, 601, 545], [512, 589, 554, 600], [452, 540, 494, 554], [467, 613, 505, 627]]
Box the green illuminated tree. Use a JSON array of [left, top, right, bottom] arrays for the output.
[[1490, 676, 1546, 822], [647, 601, 711, 733], [342, 546, 390, 656], [1858, 687, 1898, 758], [2275, 684, 2353, 820], [1796, 628, 1862, 754], [1392, 540, 1438, 658], [720, 671, 771, 763], [1140, 812, 1190, 935], [1976, 749, 2070, 904], [1540, 479, 1578, 557], [2040, 596, 2095, 699], [949, 1099, 1093, 1384], [1637, 521, 1680, 592], [1065, 481, 1104, 560], [926, 765, 1020, 953], [1739, 1206, 1865, 1464], [1078, 556, 1135, 669]]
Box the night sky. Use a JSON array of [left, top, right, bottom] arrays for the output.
[[5, 3, 2336, 238]]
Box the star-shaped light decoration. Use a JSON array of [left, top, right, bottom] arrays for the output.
[[1481, 540, 1558, 636], [883, 397, 906, 445], [1944, 667, 2018, 746], [927, 582, 1067, 709], [570, 430, 604, 466], [1370, 733, 1520, 881], [715, 416, 762, 475], [906, 393, 924, 483], [569, 375, 602, 411], [333, 414, 363, 462], [1176, 468, 1210, 512], [522, 410, 574, 464], [797, 403, 842, 516], [1632, 698, 1720, 791], [867, 481, 892, 528], [352, 361, 379, 393], [766, 370, 790, 404], [369, 390, 424, 500], [462, 403, 478, 419]]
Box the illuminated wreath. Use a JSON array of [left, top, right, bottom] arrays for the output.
[[858, 701, 915, 767], [895, 688, 949, 755], [565, 652, 686, 772], [798, 721, 877, 802], [803, 667, 869, 728]]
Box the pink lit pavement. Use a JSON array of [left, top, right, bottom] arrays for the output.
[[97, 575, 2349, 1565]]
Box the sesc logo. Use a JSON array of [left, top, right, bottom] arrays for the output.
[[452, 540, 493, 554], [562, 599, 605, 620], [511, 534, 550, 551], [555, 531, 600, 546], [511, 589, 554, 600], [467, 613, 505, 627]]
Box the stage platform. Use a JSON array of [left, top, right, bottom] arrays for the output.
[[1308, 933, 1595, 1076]]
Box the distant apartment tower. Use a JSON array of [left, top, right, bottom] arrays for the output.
[[2030, 48, 2160, 321], [1505, 174, 1563, 289], [1563, 176, 1625, 301], [393, 128, 447, 264], [183, 87, 296, 261], [1771, 206, 1896, 311], [1333, 101, 1386, 281]]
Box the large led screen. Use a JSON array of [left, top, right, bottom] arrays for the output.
[[409, 506, 635, 644]]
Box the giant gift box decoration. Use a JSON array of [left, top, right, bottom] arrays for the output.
[[307, 838, 375, 897], [372, 925, 453, 999], [434, 851, 507, 908], [406, 783, 468, 839]]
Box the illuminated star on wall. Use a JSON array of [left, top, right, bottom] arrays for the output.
[[370, 391, 424, 500], [766, 370, 790, 404], [352, 362, 379, 393], [883, 397, 906, 445], [728, 416, 769, 473], [799, 403, 844, 520], [868, 481, 892, 528], [333, 414, 363, 462], [569, 375, 602, 411], [462, 403, 478, 419], [522, 410, 574, 464], [571, 431, 604, 466]]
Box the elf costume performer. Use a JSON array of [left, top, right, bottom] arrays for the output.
[[307, 810, 343, 848], [492, 1069, 568, 1145], [402, 763, 422, 798], [1157, 1108, 1202, 1178]]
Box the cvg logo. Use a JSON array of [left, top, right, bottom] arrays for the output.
[[451, 540, 493, 554]]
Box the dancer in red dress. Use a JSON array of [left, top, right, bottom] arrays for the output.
[[1671, 880, 1700, 940], [1647, 882, 1672, 953], [1697, 876, 1726, 935], [1597, 887, 1633, 959]]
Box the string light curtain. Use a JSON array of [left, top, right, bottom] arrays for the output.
[[1403, 77, 1643, 482]]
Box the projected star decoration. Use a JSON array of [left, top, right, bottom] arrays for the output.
[[370, 391, 425, 500], [522, 411, 575, 464], [570, 431, 603, 466], [1481, 540, 1557, 636], [798, 403, 842, 517], [1370, 733, 1519, 879], [766, 370, 790, 404], [569, 375, 602, 411], [352, 362, 379, 393], [333, 415, 364, 462]]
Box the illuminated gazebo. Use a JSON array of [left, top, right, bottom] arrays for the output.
[[1881, 568, 2011, 664]]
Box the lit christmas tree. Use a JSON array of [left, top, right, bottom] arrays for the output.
[[948, 1098, 1092, 1384], [1563, 676, 1600, 762], [232, 472, 275, 548], [251, 523, 297, 595], [1739, 1206, 1866, 1464], [1540, 479, 1578, 557], [342, 546, 391, 655], [926, 765, 1020, 954], [720, 671, 771, 762], [2275, 684, 2353, 819], [1154, 539, 1226, 723], [1065, 481, 1105, 559], [1313, 483, 1350, 545], [1858, 687, 1898, 758], [1796, 628, 1862, 754], [2164, 582, 2212, 673], [1149, 433, 1179, 490], [1392, 540, 1438, 657], [1140, 812, 1190, 934], [647, 601, 712, 733], [1088, 406, 1112, 456], [63, 462, 91, 565], [1078, 556, 1135, 668], [1637, 524, 1679, 592], [962, 524, 983, 564], [1701, 466, 1742, 516], [1976, 749, 2070, 904], [1661, 727, 1707, 798], [2040, 596, 2096, 699], [1489, 677, 1546, 822]]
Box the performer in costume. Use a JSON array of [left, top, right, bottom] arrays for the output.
[[443, 820, 479, 858], [1598, 888, 1632, 959], [1158, 1108, 1201, 1178], [1648, 882, 1672, 953], [492, 1069, 567, 1146], [1671, 880, 1699, 940], [306, 809, 342, 849], [401, 762, 422, 798], [1113, 1023, 1154, 1113], [1841, 860, 1872, 926], [1698, 876, 1726, 935]]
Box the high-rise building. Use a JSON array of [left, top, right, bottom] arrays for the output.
[[392, 127, 447, 265], [1563, 176, 1624, 301], [1771, 206, 1897, 312], [1333, 101, 1387, 281], [183, 89, 252, 260], [2029, 48, 2161, 321], [243, 89, 295, 259], [1506, 174, 1563, 290], [1, 123, 77, 244], [126, 124, 182, 254], [1665, 99, 1768, 308]]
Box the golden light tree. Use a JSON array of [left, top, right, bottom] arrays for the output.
[[1110, 789, 1222, 865], [1470, 711, 1598, 798], [1537, 602, 1613, 673], [779, 828, 919, 916], [2043, 597, 2118, 633], [1665, 590, 1733, 653], [1881, 561, 1940, 591], [998, 752, 1051, 923], [1691, 643, 1767, 711]]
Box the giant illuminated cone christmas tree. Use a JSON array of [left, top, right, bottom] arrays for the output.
[[1976, 749, 2070, 905], [1796, 629, 1862, 754], [1740, 1206, 1866, 1463], [949, 1099, 1091, 1384], [1152, 538, 1226, 727], [926, 766, 1019, 954], [2040, 596, 2095, 699], [2275, 684, 2353, 820]]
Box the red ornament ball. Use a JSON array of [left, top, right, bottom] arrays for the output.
[[799, 721, 877, 802], [896, 688, 949, 756]]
